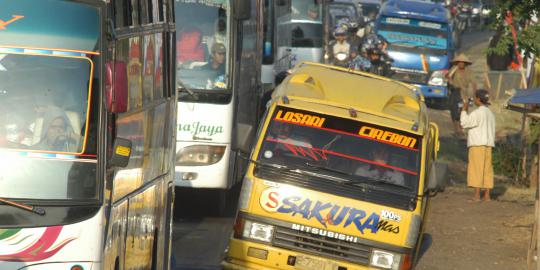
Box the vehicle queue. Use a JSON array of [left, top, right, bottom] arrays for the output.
[[0, 0, 448, 269]]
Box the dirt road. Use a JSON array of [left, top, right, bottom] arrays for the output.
[[416, 188, 534, 270], [416, 30, 535, 269]]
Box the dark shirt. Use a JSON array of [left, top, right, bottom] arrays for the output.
[[200, 61, 225, 76]]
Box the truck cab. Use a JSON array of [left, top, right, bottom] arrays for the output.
[[223, 62, 444, 270], [376, 0, 456, 107]]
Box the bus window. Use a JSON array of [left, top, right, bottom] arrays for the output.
[[175, 0, 230, 92], [0, 54, 93, 154], [0, 52, 98, 201]]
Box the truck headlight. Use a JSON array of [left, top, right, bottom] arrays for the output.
[[481, 8, 490, 15], [370, 249, 402, 269], [428, 70, 447, 86], [176, 145, 226, 166], [243, 220, 274, 243], [472, 8, 480, 14]]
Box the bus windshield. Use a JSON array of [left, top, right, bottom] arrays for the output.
[[378, 17, 448, 51], [175, 0, 231, 95], [278, 21, 323, 48], [257, 107, 421, 191], [0, 52, 98, 201]]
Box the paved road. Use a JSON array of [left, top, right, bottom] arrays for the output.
[[172, 186, 240, 270]]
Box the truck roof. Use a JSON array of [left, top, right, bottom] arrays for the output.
[[379, 0, 450, 23], [272, 62, 428, 134]]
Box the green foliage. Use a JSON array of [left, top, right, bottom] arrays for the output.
[[489, 0, 540, 56], [528, 118, 540, 145], [492, 139, 521, 180]]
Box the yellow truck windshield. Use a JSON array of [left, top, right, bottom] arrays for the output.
[[257, 106, 421, 191]]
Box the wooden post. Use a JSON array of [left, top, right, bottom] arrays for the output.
[[536, 138, 540, 270]]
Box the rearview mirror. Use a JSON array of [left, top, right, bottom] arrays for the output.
[[105, 61, 128, 113], [234, 0, 251, 20], [427, 162, 447, 193], [109, 137, 132, 168]]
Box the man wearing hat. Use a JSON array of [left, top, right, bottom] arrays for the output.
[[447, 53, 477, 136], [460, 89, 496, 202], [201, 42, 226, 76]]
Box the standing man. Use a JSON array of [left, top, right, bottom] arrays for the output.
[[460, 89, 496, 202], [447, 53, 477, 136]]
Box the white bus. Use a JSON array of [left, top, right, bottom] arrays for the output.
[[0, 0, 176, 269], [173, 0, 263, 210], [261, 0, 327, 89]]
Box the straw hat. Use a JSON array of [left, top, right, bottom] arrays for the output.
[[451, 53, 472, 65]]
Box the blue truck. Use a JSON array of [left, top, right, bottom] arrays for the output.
[[376, 0, 457, 107]]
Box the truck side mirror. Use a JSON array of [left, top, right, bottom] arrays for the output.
[[235, 123, 254, 154], [427, 162, 447, 192], [109, 137, 132, 168], [234, 0, 251, 20], [105, 61, 128, 113]]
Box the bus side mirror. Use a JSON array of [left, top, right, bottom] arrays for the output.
[[105, 61, 128, 113], [427, 162, 447, 193], [234, 0, 251, 20], [109, 137, 132, 168]]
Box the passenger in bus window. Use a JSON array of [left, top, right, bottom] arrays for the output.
[[200, 42, 226, 87], [33, 109, 80, 152], [355, 148, 405, 186]]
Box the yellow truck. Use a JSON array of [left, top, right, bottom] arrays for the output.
[[223, 62, 443, 270]]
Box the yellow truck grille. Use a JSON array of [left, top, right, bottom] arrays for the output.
[[273, 225, 371, 265]]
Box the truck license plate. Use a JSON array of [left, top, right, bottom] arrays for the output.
[[295, 255, 337, 270]]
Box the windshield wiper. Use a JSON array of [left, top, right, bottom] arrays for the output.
[[177, 79, 199, 101], [0, 197, 46, 215]]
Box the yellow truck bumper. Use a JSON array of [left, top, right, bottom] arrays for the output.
[[223, 238, 374, 270]]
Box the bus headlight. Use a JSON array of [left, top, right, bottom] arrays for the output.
[[176, 145, 226, 166], [243, 220, 274, 243], [370, 249, 402, 269], [428, 70, 447, 86]]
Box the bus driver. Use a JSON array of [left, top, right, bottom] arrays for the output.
[[33, 109, 80, 152]]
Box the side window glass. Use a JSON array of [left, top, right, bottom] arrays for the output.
[[154, 33, 164, 100], [129, 0, 140, 26], [128, 37, 143, 110], [142, 35, 156, 104], [140, 0, 150, 24]]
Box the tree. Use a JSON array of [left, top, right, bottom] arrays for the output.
[[487, 0, 540, 58]]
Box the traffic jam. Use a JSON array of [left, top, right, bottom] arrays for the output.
[[1, 0, 538, 270]]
